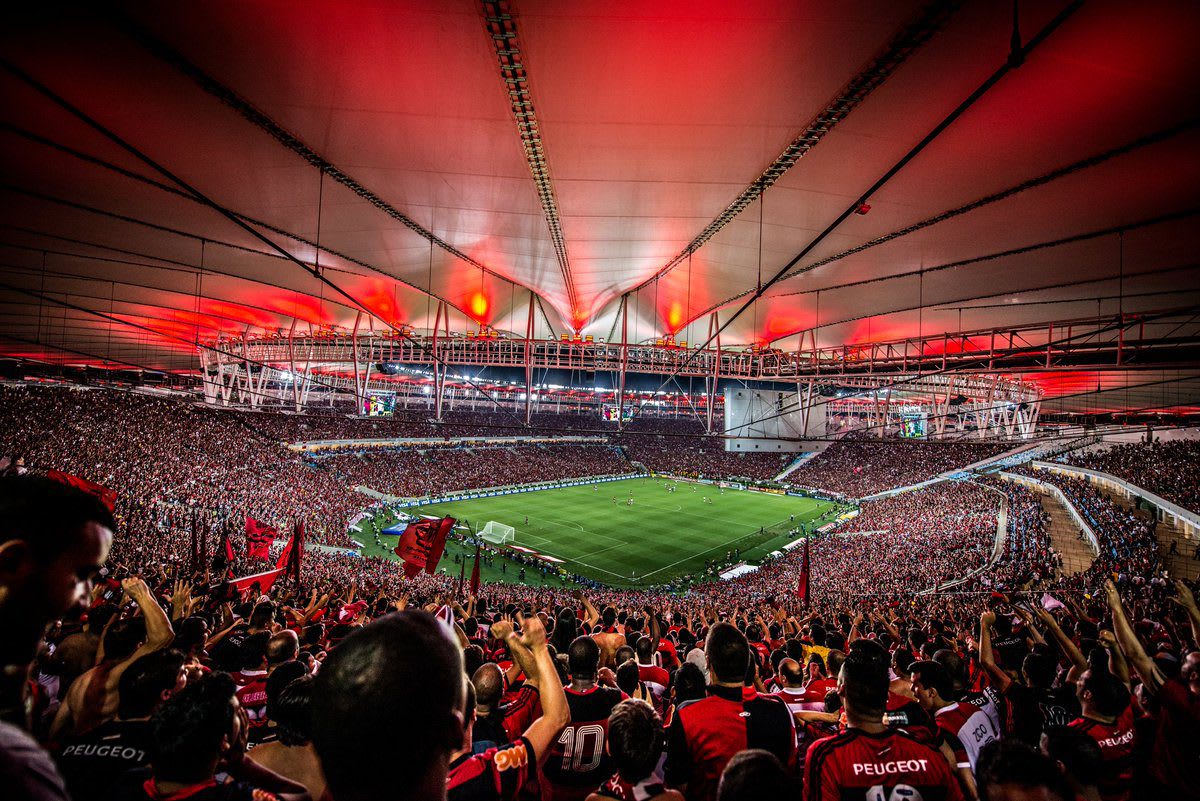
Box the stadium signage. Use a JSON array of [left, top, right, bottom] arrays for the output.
[[393, 473, 650, 510]]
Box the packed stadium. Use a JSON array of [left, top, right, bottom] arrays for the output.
[[1, 3, 1198, 801]]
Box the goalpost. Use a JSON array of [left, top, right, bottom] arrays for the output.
[[479, 521, 515, 546]]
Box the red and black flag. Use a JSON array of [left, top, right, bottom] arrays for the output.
[[244, 516, 276, 562], [227, 568, 283, 598], [469, 541, 482, 598], [276, 520, 305, 585], [796, 536, 811, 607], [394, 517, 455, 579], [46, 470, 117, 513], [424, 517, 455, 575], [212, 520, 236, 579]]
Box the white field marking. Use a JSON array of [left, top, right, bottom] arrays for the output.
[[636, 523, 811, 580]]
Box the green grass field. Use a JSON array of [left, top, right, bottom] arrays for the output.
[[357, 477, 838, 588]]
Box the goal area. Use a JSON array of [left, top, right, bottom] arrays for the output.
[[479, 521, 515, 546]]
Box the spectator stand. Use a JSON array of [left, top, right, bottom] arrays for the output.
[[1030, 459, 1200, 576], [1034, 461, 1200, 544], [1001, 468, 1101, 557]]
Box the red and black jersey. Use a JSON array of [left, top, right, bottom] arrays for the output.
[[637, 663, 670, 691], [448, 737, 533, 801], [664, 685, 796, 801], [803, 728, 965, 801], [595, 772, 669, 800], [932, 701, 1000, 772], [501, 685, 542, 744], [233, 671, 269, 731], [1069, 705, 1136, 801], [1148, 677, 1200, 798], [106, 770, 278, 801], [544, 684, 626, 801]]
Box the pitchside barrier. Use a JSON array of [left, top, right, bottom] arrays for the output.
[[392, 472, 649, 510]]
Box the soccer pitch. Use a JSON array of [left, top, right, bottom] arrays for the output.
[[387, 477, 837, 587]]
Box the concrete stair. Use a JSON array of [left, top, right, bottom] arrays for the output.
[[1034, 485, 1096, 576], [1105, 491, 1200, 582]]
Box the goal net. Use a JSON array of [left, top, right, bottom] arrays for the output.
[[479, 521, 515, 546]]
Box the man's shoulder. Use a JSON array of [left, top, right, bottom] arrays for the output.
[[747, 691, 791, 715], [0, 720, 71, 798], [804, 728, 860, 766]]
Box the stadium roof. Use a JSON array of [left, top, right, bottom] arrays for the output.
[[1, 1, 1198, 415]]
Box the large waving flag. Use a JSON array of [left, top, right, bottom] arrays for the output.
[[244, 516, 276, 562], [469, 541, 482, 597], [276, 520, 305, 585], [394, 517, 455, 579], [425, 517, 455, 575], [228, 568, 283, 597]]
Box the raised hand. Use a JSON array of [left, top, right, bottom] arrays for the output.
[[516, 611, 547, 650], [490, 619, 515, 641], [1170, 579, 1196, 610]]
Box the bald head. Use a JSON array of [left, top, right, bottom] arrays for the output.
[[472, 663, 505, 708], [777, 658, 804, 688], [267, 630, 300, 667]]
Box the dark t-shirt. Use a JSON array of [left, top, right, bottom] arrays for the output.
[[55, 719, 152, 801], [1003, 682, 1079, 744]]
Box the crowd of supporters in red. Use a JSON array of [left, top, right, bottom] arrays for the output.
[[788, 436, 1012, 499], [318, 445, 634, 499], [1062, 439, 1200, 514], [1, 382, 1198, 801]]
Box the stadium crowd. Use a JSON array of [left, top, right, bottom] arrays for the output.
[[788, 437, 1011, 498], [317, 445, 634, 499], [620, 437, 793, 482], [3, 471, 1198, 801], [1011, 468, 1165, 589], [1062, 438, 1200, 514]]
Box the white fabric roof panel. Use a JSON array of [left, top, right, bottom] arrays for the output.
[[0, 0, 1195, 413]]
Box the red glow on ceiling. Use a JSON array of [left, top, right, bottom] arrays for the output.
[[666, 301, 685, 333], [199, 299, 280, 330], [469, 292, 490, 324]]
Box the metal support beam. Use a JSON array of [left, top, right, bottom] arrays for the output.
[[524, 293, 535, 426], [351, 312, 366, 414], [705, 311, 720, 434], [617, 295, 629, 431], [431, 301, 448, 421]]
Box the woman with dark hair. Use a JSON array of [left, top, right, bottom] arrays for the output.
[[550, 606, 580, 656]]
